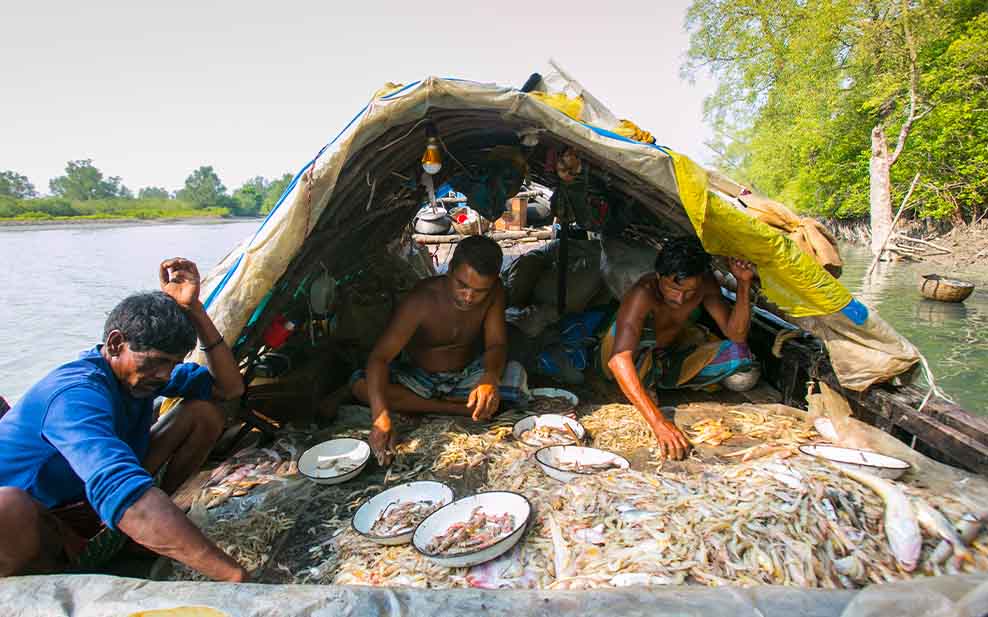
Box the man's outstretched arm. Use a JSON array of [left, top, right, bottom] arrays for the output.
[[606, 287, 690, 460], [364, 295, 424, 465], [118, 487, 246, 581]]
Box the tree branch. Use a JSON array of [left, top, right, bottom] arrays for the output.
[[890, 0, 921, 166]]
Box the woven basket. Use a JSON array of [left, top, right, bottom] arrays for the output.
[[449, 207, 490, 236], [920, 274, 975, 303]]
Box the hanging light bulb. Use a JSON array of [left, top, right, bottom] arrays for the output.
[[518, 127, 540, 147], [421, 122, 442, 175]]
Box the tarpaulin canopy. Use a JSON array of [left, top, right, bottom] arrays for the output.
[[194, 71, 918, 390]]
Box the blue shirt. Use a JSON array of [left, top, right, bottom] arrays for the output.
[[0, 346, 214, 529]]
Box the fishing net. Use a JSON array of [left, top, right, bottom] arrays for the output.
[[5, 398, 988, 616], [148, 398, 988, 596]]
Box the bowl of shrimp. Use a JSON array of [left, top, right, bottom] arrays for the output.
[[352, 481, 455, 545], [412, 491, 531, 568]]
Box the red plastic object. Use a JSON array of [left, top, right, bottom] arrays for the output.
[[262, 315, 296, 349]]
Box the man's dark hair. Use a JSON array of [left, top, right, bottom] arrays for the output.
[[103, 292, 197, 355], [449, 235, 504, 277], [655, 236, 712, 280]]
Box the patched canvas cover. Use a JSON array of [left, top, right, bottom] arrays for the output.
[[192, 74, 918, 389]]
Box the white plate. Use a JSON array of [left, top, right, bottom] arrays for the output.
[[799, 444, 911, 480], [412, 491, 531, 568], [529, 387, 579, 411], [535, 445, 630, 483], [512, 414, 586, 447], [352, 481, 455, 545], [298, 438, 370, 485]]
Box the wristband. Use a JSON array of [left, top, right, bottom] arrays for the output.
[[199, 337, 224, 352]]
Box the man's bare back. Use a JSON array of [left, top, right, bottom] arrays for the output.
[[405, 276, 499, 373]]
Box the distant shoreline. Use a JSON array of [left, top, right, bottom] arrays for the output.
[[0, 215, 264, 230]]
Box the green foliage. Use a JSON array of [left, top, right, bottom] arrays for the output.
[[0, 196, 228, 221], [231, 176, 268, 217], [684, 0, 988, 222], [0, 170, 37, 198], [2, 162, 284, 222], [138, 186, 171, 199], [177, 165, 229, 209], [262, 172, 294, 214], [49, 159, 128, 200]]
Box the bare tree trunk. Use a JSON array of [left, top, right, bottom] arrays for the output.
[[868, 0, 931, 258], [870, 125, 893, 257]]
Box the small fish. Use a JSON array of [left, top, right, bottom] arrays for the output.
[[573, 524, 606, 544], [759, 462, 804, 491], [609, 572, 676, 587], [833, 554, 867, 581], [620, 509, 660, 525], [837, 466, 921, 571], [557, 459, 623, 473], [911, 497, 972, 563], [466, 545, 536, 589]]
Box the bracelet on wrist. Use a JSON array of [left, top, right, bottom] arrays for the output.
[[198, 337, 224, 352]]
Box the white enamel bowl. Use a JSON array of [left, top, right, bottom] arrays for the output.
[[535, 445, 630, 483], [799, 444, 911, 480], [412, 491, 531, 568], [298, 438, 370, 485], [512, 414, 586, 447], [351, 481, 455, 545], [529, 387, 579, 412]]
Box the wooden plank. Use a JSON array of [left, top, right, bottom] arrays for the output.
[[741, 382, 783, 405], [759, 324, 988, 475], [413, 229, 553, 244], [816, 366, 988, 475]]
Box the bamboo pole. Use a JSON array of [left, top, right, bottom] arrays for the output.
[[893, 234, 953, 253]]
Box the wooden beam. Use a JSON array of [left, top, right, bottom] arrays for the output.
[[775, 337, 988, 475], [412, 229, 554, 244]]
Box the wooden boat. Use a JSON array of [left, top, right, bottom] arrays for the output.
[[920, 273, 975, 302], [194, 74, 988, 478]]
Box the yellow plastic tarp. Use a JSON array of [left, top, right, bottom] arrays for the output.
[[613, 119, 656, 145], [529, 91, 585, 121], [670, 152, 852, 318]]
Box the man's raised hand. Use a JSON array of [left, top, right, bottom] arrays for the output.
[[160, 258, 202, 310], [728, 257, 756, 284]]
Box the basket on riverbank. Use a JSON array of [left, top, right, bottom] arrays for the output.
[[920, 274, 975, 303]]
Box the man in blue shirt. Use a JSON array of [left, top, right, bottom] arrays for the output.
[[0, 258, 248, 582]]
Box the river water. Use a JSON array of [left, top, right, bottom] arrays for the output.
[[838, 244, 987, 415], [1, 222, 984, 414], [0, 220, 260, 403]]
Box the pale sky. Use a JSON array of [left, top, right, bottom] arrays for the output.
[[1, 1, 715, 195]]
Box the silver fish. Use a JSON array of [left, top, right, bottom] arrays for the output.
[[911, 497, 972, 563], [931, 511, 987, 565], [837, 466, 921, 571]]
